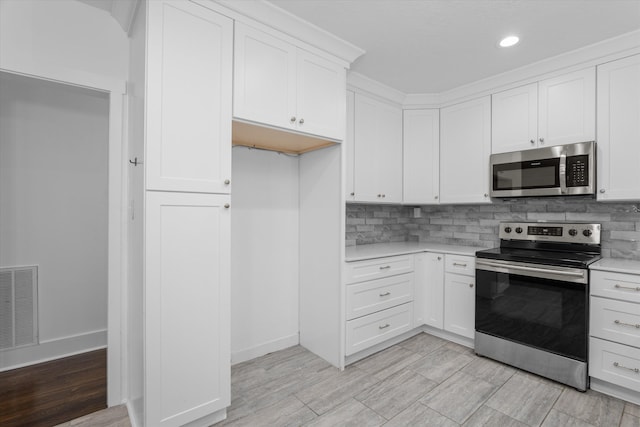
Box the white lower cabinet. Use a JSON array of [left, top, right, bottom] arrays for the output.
[[590, 338, 640, 393], [346, 273, 414, 321], [415, 252, 444, 328], [346, 303, 413, 356], [344, 251, 477, 360], [444, 254, 476, 341], [344, 255, 415, 357], [145, 191, 230, 426], [443, 272, 476, 340], [590, 266, 640, 400]]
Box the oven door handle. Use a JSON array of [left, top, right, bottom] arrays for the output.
[[476, 259, 587, 283]]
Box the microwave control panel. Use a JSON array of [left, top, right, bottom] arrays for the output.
[[566, 155, 589, 187]]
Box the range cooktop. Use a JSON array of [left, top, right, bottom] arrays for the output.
[[476, 221, 602, 268]]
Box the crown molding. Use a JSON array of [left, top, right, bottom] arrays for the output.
[[212, 0, 365, 66], [403, 93, 441, 109], [438, 29, 640, 106], [347, 71, 406, 106], [348, 29, 640, 109]]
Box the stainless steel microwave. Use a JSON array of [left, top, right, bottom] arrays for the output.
[[490, 141, 596, 198]]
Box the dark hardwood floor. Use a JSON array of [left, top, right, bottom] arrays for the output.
[[0, 349, 107, 427]]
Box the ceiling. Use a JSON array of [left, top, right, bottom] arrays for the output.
[[76, 0, 640, 94], [269, 0, 640, 93]]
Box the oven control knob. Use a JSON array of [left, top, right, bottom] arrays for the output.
[[583, 229, 593, 237], [569, 229, 578, 236], [504, 226, 512, 233], [515, 227, 523, 234]]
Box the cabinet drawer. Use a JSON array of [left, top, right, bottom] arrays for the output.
[[591, 297, 640, 348], [591, 270, 640, 303], [445, 255, 475, 276], [345, 255, 414, 284], [345, 303, 413, 356], [346, 273, 414, 320], [590, 337, 640, 393]]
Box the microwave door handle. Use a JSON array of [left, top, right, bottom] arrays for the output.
[[559, 151, 567, 194]]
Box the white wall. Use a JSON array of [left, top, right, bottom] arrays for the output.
[[0, 0, 129, 83], [0, 72, 109, 369], [231, 147, 300, 363]]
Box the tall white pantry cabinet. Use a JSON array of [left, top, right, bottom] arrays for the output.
[[135, 1, 232, 426]]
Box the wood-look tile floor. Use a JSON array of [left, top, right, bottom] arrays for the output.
[[64, 333, 640, 426], [223, 333, 640, 427]]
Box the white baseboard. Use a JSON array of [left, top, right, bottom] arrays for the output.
[[0, 329, 107, 371], [126, 398, 143, 427], [589, 377, 640, 405], [344, 328, 423, 366], [231, 334, 299, 365], [422, 325, 475, 349]]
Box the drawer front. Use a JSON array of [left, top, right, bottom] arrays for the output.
[[346, 273, 414, 320], [590, 337, 640, 393], [591, 297, 640, 348], [591, 270, 640, 303], [345, 303, 413, 356], [345, 255, 414, 284], [445, 254, 475, 276]]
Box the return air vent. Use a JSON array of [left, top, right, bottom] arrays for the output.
[[0, 266, 38, 351]]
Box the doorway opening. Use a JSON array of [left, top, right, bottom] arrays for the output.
[[0, 71, 110, 424]]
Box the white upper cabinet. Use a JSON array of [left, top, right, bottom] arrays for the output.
[[345, 90, 356, 201], [538, 67, 596, 146], [491, 83, 538, 153], [296, 50, 346, 140], [233, 22, 296, 132], [403, 109, 440, 204], [491, 68, 596, 154], [440, 96, 492, 204], [597, 54, 640, 201], [146, 0, 232, 194], [352, 94, 403, 203], [234, 22, 346, 141]]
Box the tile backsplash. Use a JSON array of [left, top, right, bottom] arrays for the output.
[[346, 198, 640, 260]]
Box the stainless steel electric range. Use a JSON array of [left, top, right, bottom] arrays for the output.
[[475, 221, 602, 391]]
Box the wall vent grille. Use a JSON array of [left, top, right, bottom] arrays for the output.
[[0, 266, 38, 351]]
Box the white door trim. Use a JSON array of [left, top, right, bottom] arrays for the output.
[[0, 59, 128, 406]]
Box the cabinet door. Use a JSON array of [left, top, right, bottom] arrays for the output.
[[353, 94, 403, 203], [233, 22, 297, 132], [145, 191, 230, 426], [444, 273, 475, 339], [597, 54, 640, 201], [491, 83, 538, 153], [415, 252, 444, 328], [146, 0, 232, 193], [296, 49, 346, 141], [345, 90, 356, 201], [440, 96, 491, 204], [403, 109, 440, 204], [538, 67, 595, 146]]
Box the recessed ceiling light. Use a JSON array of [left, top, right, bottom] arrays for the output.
[[499, 36, 520, 48]]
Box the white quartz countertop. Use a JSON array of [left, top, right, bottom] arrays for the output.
[[590, 258, 640, 275], [345, 241, 483, 262]]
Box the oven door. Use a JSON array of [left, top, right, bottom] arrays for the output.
[[475, 258, 588, 361]]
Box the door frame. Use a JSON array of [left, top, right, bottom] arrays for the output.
[[0, 59, 128, 406]]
